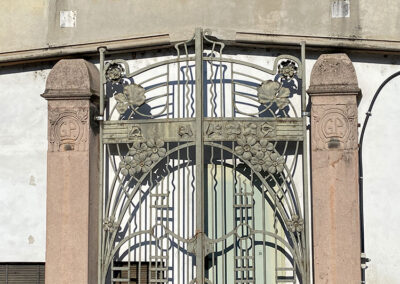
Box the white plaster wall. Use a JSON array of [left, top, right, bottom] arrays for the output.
[[0, 65, 50, 262], [352, 54, 400, 283], [0, 49, 399, 283]]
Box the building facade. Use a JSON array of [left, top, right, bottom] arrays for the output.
[[1, 1, 400, 283]]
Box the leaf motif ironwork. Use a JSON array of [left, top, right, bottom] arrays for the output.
[[257, 80, 290, 109], [114, 84, 146, 114]]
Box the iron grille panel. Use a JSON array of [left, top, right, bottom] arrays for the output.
[[98, 29, 310, 284]]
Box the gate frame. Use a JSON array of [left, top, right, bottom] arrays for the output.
[[97, 27, 310, 284]]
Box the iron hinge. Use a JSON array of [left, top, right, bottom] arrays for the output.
[[95, 116, 104, 121], [361, 252, 371, 269], [302, 111, 310, 117]]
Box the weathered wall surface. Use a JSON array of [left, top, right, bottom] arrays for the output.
[[353, 55, 400, 284], [0, 0, 49, 53], [1, 0, 400, 58], [0, 64, 50, 261], [0, 48, 399, 283]]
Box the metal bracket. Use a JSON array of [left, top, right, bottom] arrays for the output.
[[361, 252, 371, 269], [95, 116, 104, 121], [302, 111, 310, 117]]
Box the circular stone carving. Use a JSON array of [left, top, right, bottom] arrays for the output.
[[318, 109, 350, 143], [57, 116, 81, 143]]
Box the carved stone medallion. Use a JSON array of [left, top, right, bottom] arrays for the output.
[[312, 104, 357, 150], [48, 107, 89, 152]]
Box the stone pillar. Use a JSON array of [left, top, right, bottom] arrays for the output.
[[308, 54, 361, 284], [41, 59, 100, 284]]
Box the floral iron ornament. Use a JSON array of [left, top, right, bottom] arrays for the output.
[[278, 60, 298, 80], [103, 216, 119, 232], [235, 136, 286, 174], [287, 214, 304, 233], [114, 84, 146, 114], [105, 64, 124, 84], [235, 136, 257, 161], [257, 80, 290, 110], [120, 139, 166, 177]]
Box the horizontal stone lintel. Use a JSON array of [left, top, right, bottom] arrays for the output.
[[102, 118, 304, 144]]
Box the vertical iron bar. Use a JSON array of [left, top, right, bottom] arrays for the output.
[[301, 41, 311, 284], [262, 185, 266, 283], [98, 47, 106, 284], [149, 172, 153, 282], [177, 48, 181, 119], [128, 203, 131, 282], [231, 63, 234, 118], [186, 146, 190, 283], [167, 64, 170, 119], [232, 145, 237, 282], [211, 147, 216, 283], [194, 27, 205, 283], [177, 143, 181, 284], [220, 146, 226, 284], [138, 185, 142, 284]]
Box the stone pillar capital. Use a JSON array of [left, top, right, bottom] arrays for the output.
[[41, 59, 100, 101], [308, 53, 361, 151], [307, 53, 361, 96]]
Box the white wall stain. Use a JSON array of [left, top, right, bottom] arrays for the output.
[[29, 175, 36, 186], [28, 235, 35, 244]]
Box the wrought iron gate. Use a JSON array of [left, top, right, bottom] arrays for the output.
[[98, 28, 310, 284]]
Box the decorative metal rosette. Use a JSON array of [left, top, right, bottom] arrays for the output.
[[278, 60, 298, 81], [105, 63, 125, 84], [235, 135, 285, 174], [287, 214, 304, 233], [103, 216, 119, 232], [119, 139, 167, 177]]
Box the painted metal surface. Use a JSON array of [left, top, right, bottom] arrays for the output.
[[98, 29, 309, 284]]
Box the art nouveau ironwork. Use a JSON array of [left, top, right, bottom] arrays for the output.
[[98, 28, 310, 284]]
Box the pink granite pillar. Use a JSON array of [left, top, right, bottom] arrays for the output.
[[41, 59, 100, 284], [308, 54, 362, 284]]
